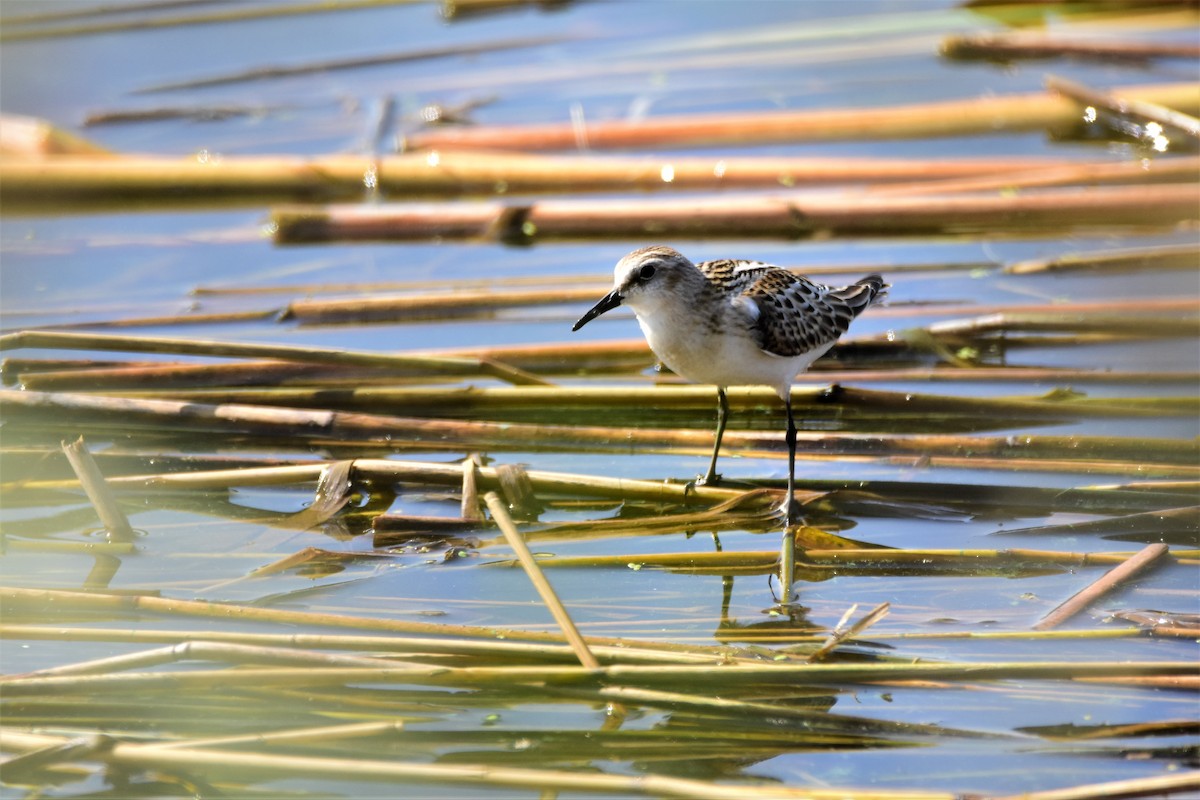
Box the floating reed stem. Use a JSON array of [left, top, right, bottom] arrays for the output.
[[5, 389, 1195, 467], [1004, 242, 1200, 274], [403, 81, 1200, 151], [0, 624, 771, 666], [485, 492, 600, 670], [0, 730, 955, 800], [989, 771, 1200, 800], [1046, 74, 1200, 141], [59, 436, 135, 544], [0, 0, 431, 43], [2, 659, 1194, 695], [1033, 543, 1172, 631], [1, 151, 1131, 209], [0, 329, 548, 386], [941, 33, 1200, 62], [269, 185, 1200, 244]]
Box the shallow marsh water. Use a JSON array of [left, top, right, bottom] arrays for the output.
[[1, 1, 1198, 798]]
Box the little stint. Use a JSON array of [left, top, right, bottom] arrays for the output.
[[573, 246, 886, 597]]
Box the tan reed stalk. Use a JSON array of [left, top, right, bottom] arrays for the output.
[[2, 659, 1195, 696], [13, 358, 1200, 393], [403, 81, 1200, 151], [484, 492, 600, 670], [498, 547, 1191, 573], [0, 330, 547, 385], [989, 771, 1200, 800], [1, 151, 1125, 208], [10, 640, 418, 680], [1004, 242, 1200, 274], [551, 684, 1001, 740], [0, 624, 774, 665], [280, 285, 607, 325], [143, 720, 407, 751], [8, 388, 1195, 464], [269, 184, 1200, 243], [0, 0, 428, 43], [59, 436, 136, 544], [1046, 74, 1200, 140], [461, 454, 484, 520], [99, 384, 1199, 422], [1033, 544, 1172, 630], [807, 603, 891, 662], [0, 587, 765, 658], [869, 155, 1200, 197], [0, 729, 957, 800], [940, 33, 1200, 62]]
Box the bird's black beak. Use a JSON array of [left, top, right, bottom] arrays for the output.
[[572, 290, 623, 331]]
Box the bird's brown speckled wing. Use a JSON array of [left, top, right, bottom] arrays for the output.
[[742, 268, 885, 358]]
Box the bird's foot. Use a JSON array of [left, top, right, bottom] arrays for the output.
[[778, 497, 805, 528], [685, 473, 721, 496]]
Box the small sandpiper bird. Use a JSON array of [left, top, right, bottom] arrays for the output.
[[573, 245, 886, 527]]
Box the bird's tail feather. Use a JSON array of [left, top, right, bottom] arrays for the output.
[[835, 275, 888, 312]]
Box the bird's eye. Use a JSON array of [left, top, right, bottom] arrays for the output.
[[638, 264, 656, 281]]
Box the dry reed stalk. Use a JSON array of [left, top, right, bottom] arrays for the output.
[[1032, 543, 1172, 630], [105, 384, 1197, 422], [807, 603, 891, 662], [989, 771, 1200, 800], [8, 640, 416, 680], [1, 587, 776, 656], [0, 329, 547, 386], [6, 391, 1195, 474], [143, 720, 407, 751], [59, 436, 135, 544], [2, 659, 1194, 696], [0, 624, 773, 666], [0, 0, 428, 43], [869, 155, 1200, 197], [512, 547, 1190, 573], [280, 284, 608, 325], [551, 685, 985, 740], [0, 730, 956, 800], [404, 81, 1200, 151], [0, 151, 1121, 208], [9, 340, 658, 391], [7, 458, 753, 505], [940, 33, 1200, 62], [485, 492, 600, 670], [270, 185, 1200, 243], [883, 455, 1198, 479], [21, 359, 1195, 393], [1046, 74, 1200, 140], [1004, 242, 1200, 274]]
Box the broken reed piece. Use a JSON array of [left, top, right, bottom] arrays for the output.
[[1045, 74, 1200, 141], [60, 437, 136, 544], [0, 329, 549, 387], [483, 492, 600, 670], [269, 184, 1200, 244], [0, 150, 1103, 209], [1033, 543, 1172, 630], [941, 33, 1200, 63], [403, 80, 1200, 151]]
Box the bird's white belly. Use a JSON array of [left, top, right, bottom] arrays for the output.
[[635, 312, 828, 394]]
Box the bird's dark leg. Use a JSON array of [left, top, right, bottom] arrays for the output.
[[698, 386, 729, 486], [779, 394, 799, 604], [784, 395, 799, 525]]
